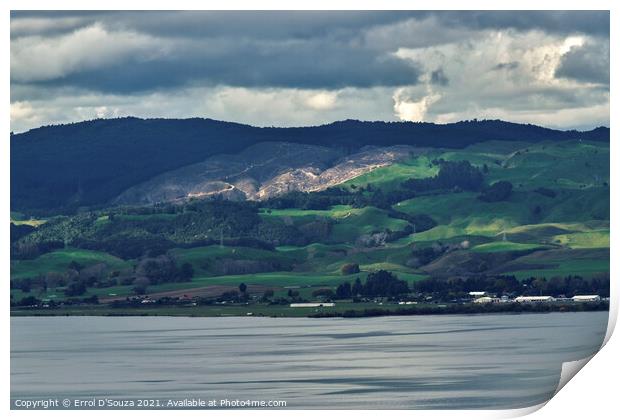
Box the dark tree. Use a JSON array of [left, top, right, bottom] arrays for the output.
[[341, 263, 360, 275], [219, 290, 240, 302], [68, 260, 84, 272], [179, 263, 194, 281], [363, 270, 409, 297], [261, 289, 275, 301], [312, 288, 335, 298], [10, 223, 35, 243], [478, 181, 513, 202], [17, 296, 41, 307], [336, 282, 352, 299], [402, 160, 484, 192], [352, 278, 364, 296], [287, 289, 299, 298], [132, 277, 150, 295], [65, 280, 87, 296]]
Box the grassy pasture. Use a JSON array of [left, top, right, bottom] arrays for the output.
[[552, 231, 610, 249], [470, 241, 546, 253], [262, 205, 408, 244], [506, 259, 610, 280], [499, 248, 609, 280], [341, 155, 439, 191], [10, 213, 47, 227], [10, 248, 130, 280]]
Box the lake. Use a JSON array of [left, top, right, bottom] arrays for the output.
[[11, 312, 608, 409]]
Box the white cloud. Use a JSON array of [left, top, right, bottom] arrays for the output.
[[392, 88, 441, 122], [305, 91, 338, 110], [391, 29, 608, 127], [11, 23, 168, 82], [433, 102, 609, 130], [8, 86, 399, 133], [10, 101, 38, 129]]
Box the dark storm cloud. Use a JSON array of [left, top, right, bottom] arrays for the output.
[[31, 38, 420, 93], [11, 10, 416, 39], [432, 10, 610, 37], [11, 11, 421, 92], [555, 41, 610, 85], [12, 10, 610, 38], [10, 10, 609, 94]]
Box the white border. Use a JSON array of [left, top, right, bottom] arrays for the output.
[[2, 2, 616, 420]]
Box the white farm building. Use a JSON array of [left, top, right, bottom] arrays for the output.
[[290, 303, 335, 308], [515, 296, 555, 303], [572, 295, 601, 302], [474, 296, 500, 304]]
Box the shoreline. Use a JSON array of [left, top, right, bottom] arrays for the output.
[[10, 301, 609, 318]]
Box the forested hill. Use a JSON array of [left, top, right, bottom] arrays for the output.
[[11, 117, 609, 213]]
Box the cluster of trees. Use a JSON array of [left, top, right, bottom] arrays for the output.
[[74, 235, 175, 260], [10, 223, 36, 243], [214, 272, 413, 305], [11, 255, 194, 297], [341, 263, 360, 275], [413, 275, 522, 298], [263, 190, 346, 211], [11, 261, 116, 297], [11, 198, 333, 260], [264, 187, 364, 210], [406, 242, 455, 268], [401, 160, 484, 192], [335, 270, 410, 299], [263, 183, 428, 211], [521, 274, 609, 297], [478, 181, 513, 202], [214, 258, 288, 276], [10, 239, 65, 260], [131, 255, 194, 294], [412, 273, 609, 299], [216, 284, 250, 303], [329, 272, 610, 303], [10, 295, 99, 308], [355, 188, 417, 210]]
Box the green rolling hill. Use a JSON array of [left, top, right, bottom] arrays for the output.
[[10, 129, 609, 305]]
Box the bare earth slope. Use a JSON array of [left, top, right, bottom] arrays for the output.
[[114, 142, 415, 205]]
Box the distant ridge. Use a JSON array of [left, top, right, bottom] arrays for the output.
[[11, 117, 609, 213], [14, 116, 610, 144]]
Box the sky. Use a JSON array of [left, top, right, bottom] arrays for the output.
[[10, 11, 610, 133]]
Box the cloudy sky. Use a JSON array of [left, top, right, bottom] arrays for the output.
[[10, 11, 610, 133]]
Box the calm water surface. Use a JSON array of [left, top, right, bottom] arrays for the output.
[[11, 312, 608, 409]]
